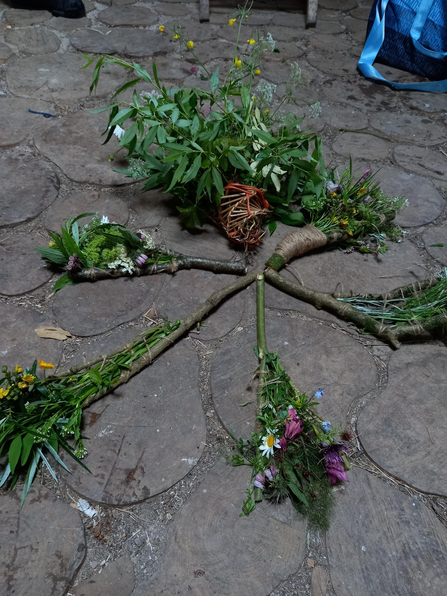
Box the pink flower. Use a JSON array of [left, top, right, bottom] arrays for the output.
[[288, 407, 298, 420], [278, 437, 287, 451], [322, 442, 349, 484], [135, 253, 148, 267], [190, 67, 197, 74], [285, 418, 304, 440]]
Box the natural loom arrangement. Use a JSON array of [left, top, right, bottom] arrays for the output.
[[36, 214, 246, 291], [230, 275, 350, 528]]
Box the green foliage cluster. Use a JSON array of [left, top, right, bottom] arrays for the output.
[[229, 351, 347, 529], [85, 4, 326, 229], [0, 323, 178, 505]]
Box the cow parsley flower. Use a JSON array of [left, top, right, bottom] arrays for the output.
[[256, 81, 277, 104], [265, 32, 275, 52], [309, 101, 322, 119]]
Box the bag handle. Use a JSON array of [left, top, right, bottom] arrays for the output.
[[411, 0, 447, 59], [358, 0, 447, 92]]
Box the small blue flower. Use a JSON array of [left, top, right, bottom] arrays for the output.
[[315, 388, 325, 399], [322, 421, 332, 432]]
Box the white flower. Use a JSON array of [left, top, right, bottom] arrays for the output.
[[259, 430, 280, 458], [100, 215, 110, 224], [113, 125, 125, 140]]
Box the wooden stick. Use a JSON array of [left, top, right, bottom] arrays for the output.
[[265, 269, 401, 349]]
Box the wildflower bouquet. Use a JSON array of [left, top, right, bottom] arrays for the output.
[[36, 213, 245, 291], [85, 2, 326, 246], [230, 275, 350, 528], [0, 323, 177, 504], [267, 164, 408, 271]]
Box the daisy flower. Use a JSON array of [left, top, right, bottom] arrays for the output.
[[259, 430, 280, 458]]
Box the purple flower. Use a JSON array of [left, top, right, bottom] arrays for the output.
[[344, 247, 355, 254], [285, 418, 304, 440], [278, 437, 287, 451], [206, 107, 211, 114], [136, 232, 146, 240], [67, 253, 81, 271], [321, 442, 349, 484], [190, 67, 197, 74], [135, 253, 148, 267], [265, 465, 277, 481], [314, 388, 324, 399], [362, 169, 371, 178], [254, 473, 265, 489]]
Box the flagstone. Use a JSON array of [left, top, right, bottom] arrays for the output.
[[319, 101, 369, 130], [53, 275, 165, 336], [350, 5, 372, 20], [342, 16, 368, 44], [160, 215, 240, 262], [156, 269, 247, 340], [307, 51, 361, 79], [318, 0, 358, 9], [154, 2, 196, 16], [139, 461, 307, 596], [0, 42, 15, 62], [128, 187, 176, 227], [62, 340, 206, 504], [308, 33, 353, 52], [5, 27, 60, 55], [34, 111, 132, 186], [327, 467, 447, 596], [321, 79, 399, 111], [211, 312, 377, 441], [359, 345, 447, 495], [308, 19, 345, 34], [332, 131, 392, 161], [271, 11, 307, 27], [374, 167, 445, 227], [71, 555, 135, 596], [98, 6, 158, 27], [400, 91, 447, 113], [0, 153, 59, 225], [0, 232, 54, 296], [0, 98, 57, 147], [0, 302, 64, 371], [278, 240, 426, 296], [0, 485, 85, 596], [48, 16, 89, 31], [3, 8, 52, 26], [6, 54, 127, 102], [371, 112, 446, 146], [71, 28, 174, 57], [44, 190, 130, 232], [394, 145, 447, 182], [422, 226, 447, 265]]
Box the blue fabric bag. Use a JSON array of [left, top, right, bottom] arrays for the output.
[[358, 0, 447, 92]]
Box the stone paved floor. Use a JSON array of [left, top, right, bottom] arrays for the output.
[[0, 1, 447, 595]]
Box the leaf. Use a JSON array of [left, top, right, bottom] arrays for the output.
[[109, 107, 136, 127], [152, 60, 161, 88], [88, 369, 103, 384], [171, 107, 179, 124], [35, 326, 72, 340], [21, 450, 40, 507], [250, 128, 276, 145], [177, 204, 203, 228], [182, 154, 202, 184], [0, 463, 11, 488], [240, 85, 251, 108], [157, 126, 167, 144], [112, 78, 142, 97], [21, 434, 35, 467], [166, 155, 189, 191], [280, 212, 305, 226], [52, 274, 74, 293], [228, 150, 253, 172], [210, 66, 220, 92], [190, 115, 200, 137], [37, 447, 58, 483], [211, 167, 224, 198], [132, 62, 152, 83], [44, 440, 71, 473], [120, 121, 138, 146], [89, 102, 120, 114], [35, 247, 67, 265], [268, 220, 277, 234], [9, 435, 22, 475], [429, 243, 445, 247], [271, 172, 281, 192], [287, 170, 299, 201]]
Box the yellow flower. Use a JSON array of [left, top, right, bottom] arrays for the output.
[[352, 207, 356, 214], [186, 40, 194, 49], [18, 382, 28, 390], [264, 109, 270, 114], [15, 365, 23, 374], [0, 387, 10, 399], [158, 25, 165, 32], [358, 186, 367, 194], [254, 68, 261, 75], [341, 219, 348, 227], [38, 360, 54, 370], [348, 231, 353, 236], [333, 217, 339, 222], [229, 18, 237, 26], [330, 191, 336, 198], [234, 57, 242, 68], [173, 33, 179, 39], [49, 241, 55, 248], [22, 374, 36, 383], [247, 38, 256, 45]]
